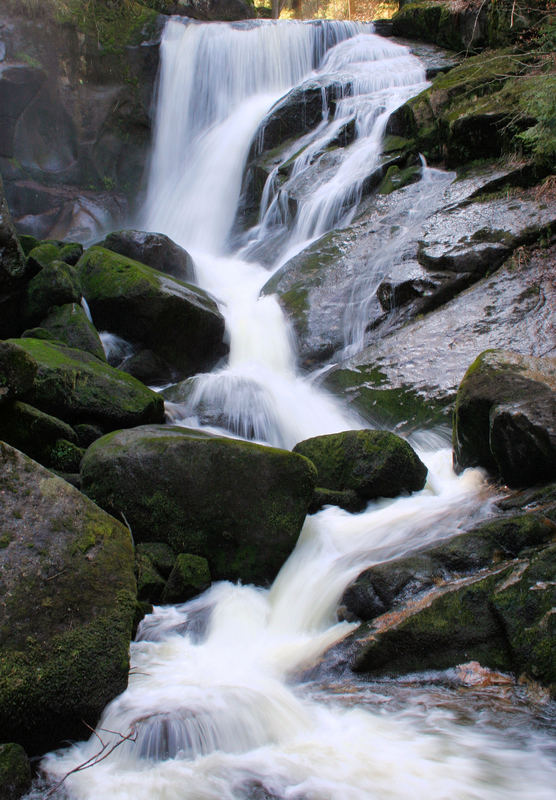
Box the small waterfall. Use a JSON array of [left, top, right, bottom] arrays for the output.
[[34, 18, 556, 800]]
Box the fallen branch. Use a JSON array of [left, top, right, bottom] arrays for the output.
[[45, 722, 136, 798]]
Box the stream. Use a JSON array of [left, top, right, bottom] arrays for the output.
[[33, 18, 556, 800]]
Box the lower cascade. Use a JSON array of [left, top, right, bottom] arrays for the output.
[[29, 17, 555, 800]]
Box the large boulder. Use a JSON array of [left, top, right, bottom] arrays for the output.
[[5, 337, 164, 431], [77, 246, 227, 380], [0, 400, 78, 469], [0, 442, 137, 755], [0, 340, 36, 403], [0, 743, 31, 800], [292, 429, 427, 506], [22, 259, 82, 326], [99, 229, 196, 283], [453, 350, 556, 487], [81, 425, 317, 585]]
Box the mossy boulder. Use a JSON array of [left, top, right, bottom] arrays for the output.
[[349, 544, 555, 692], [342, 512, 556, 621], [24, 301, 106, 361], [293, 430, 427, 505], [453, 349, 556, 486], [25, 243, 62, 273], [0, 442, 137, 755], [0, 175, 27, 294], [162, 553, 211, 603], [99, 229, 196, 283], [0, 743, 31, 800], [77, 246, 227, 379], [0, 400, 78, 468], [391, 0, 488, 51], [81, 425, 317, 586], [7, 337, 164, 431], [22, 260, 82, 326], [0, 340, 37, 403], [135, 551, 167, 603]]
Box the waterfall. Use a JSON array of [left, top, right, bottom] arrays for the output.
[[34, 18, 556, 800]]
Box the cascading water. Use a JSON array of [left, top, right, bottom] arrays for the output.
[[33, 18, 556, 800]]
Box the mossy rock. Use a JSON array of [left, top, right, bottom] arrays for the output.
[[293, 429, 427, 503], [29, 302, 106, 361], [378, 164, 421, 195], [23, 260, 82, 326], [0, 743, 31, 800], [0, 400, 77, 468], [25, 243, 61, 273], [81, 425, 317, 586], [7, 337, 164, 431], [161, 553, 211, 603], [0, 176, 27, 294], [18, 234, 40, 257], [453, 349, 556, 486], [342, 511, 556, 621], [77, 246, 227, 379], [49, 437, 86, 472], [98, 229, 196, 283], [0, 442, 137, 755], [136, 542, 176, 578], [135, 551, 166, 603], [0, 341, 37, 403]]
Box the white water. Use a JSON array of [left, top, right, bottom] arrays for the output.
[[36, 18, 556, 800]]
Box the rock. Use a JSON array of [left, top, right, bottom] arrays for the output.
[[323, 241, 556, 430], [77, 246, 227, 380], [119, 349, 173, 386], [0, 175, 29, 338], [154, 0, 256, 20], [22, 260, 82, 326], [0, 743, 31, 800], [161, 553, 211, 603], [391, 1, 488, 51], [0, 442, 137, 754], [349, 544, 556, 693], [453, 349, 556, 486], [136, 551, 166, 603], [0, 174, 27, 293], [25, 242, 61, 272], [341, 512, 556, 621], [253, 77, 346, 157], [0, 399, 77, 468], [0, 340, 37, 403], [292, 429, 427, 503], [24, 302, 106, 361], [99, 229, 196, 283], [81, 425, 317, 585], [136, 542, 176, 579], [8, 337, 164, 431]]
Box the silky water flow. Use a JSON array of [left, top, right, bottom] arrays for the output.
[[34, 18, 556, 800]]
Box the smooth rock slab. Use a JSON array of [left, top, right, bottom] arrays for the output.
[[0, 442, 137, 754], [81, 425, 317, 586]]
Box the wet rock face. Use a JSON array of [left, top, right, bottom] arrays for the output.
[[453, 349, 556, 487], [0, 441, 137, 755], [80, 425, 317, 586], [0, 7, 164, 240]]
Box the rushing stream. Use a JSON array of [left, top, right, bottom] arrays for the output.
[[34, 18, 555, 800]]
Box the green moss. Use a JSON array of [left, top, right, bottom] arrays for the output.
[[0, 742, 31, 800], [53, 0, 159, 54], [378, 164, 421, 194], [0, 533, 14, 549]]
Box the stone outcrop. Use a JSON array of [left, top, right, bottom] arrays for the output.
[[453, 349, 556, 487], [0, 441, 137, 755]]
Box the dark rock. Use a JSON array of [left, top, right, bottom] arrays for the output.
[[342, 512, 556, 621], [156, 0, 256, 20], [310, 487, 365, 514], [391, 1, 488, 51], [99, 229, 196, 283], [136, 551, 166, 603], [453, 349, 556, 486], [23, 259, 82, 326], [0, 743, 31, 800], [77, 246, 227, 380], [0, 442, 137, 755], [162, 553, 211, 603], [136, 542, 176, 579], [293, 429, 427, 503], [0, 340, 37, 403], [0, 399, 77, 468], [9, 337, 165, 431], [49, 437, 86, 472], [119, 349, 173, 386], [0, 174, 27, 292], [24, 301, 106, 361], [81, 425, 317, 586]]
